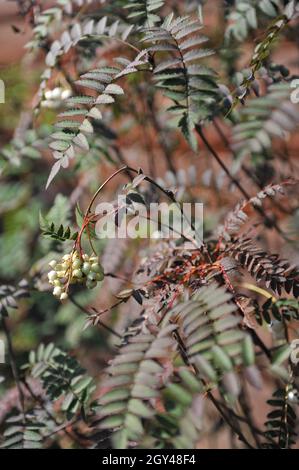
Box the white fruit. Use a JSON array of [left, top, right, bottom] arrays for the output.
[[91, 263, 103, 273], [53, 286, 62, 297], [48, 270, 57, 281], [87, 272, 97, 281], [86, 280, 97, 289], [82, 262, 91, 274], [72, 258, 81, 269], [61, 89, 71, 100], [52, 87, 62, 99], [49, 251, 103, 298], [73, 269, 83, 278], [44, 90, 52, 100]]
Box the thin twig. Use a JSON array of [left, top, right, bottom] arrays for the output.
[[197, 123, 289, 241], [1, 316, 26, 424], [22, 379, 85, 445], [172, 326, 255, 449], [213, 119, 293, 217], [69, 295, 122, 339]]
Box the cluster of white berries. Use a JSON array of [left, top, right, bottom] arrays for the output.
[[41, 87, 72, 109], [47, 250, 104, 300]]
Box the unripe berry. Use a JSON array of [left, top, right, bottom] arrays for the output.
[[86, 280, 97, 289], [44, 90, 53, 100], [73, 269, 83, 278], [82, 262, 91, 274], [53, 286, 62, 297], [91, 263, 103, 274], [87, 272, 97, 281], [48, 250, 102, 298], [95, 272, 104, 281], [48, 270, 57, 281], [52, 87, 62, 100], [61, 89, 71, 100], [72, 258, 82, 269]]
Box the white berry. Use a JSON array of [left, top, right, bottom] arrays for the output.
[[91, 263, 103, 273], [53, 286, 62, 297], [86, 280, 97, 289], [73, 269, 83, 278], [72, 258, 82, 269], [82, 262, 91, 274], [52, 87, 62, 99], [48, 270, 57, 281], [95, 272, 104, 281], [61, 89, 71, 100], [87, 272, 97, 281]]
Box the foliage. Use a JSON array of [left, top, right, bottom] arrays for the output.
[[143, 13, 218, 149], [97, 323, 176, 448], [24, 343, 96, 418], [263, 386, 297, 448], [1, 413, 45, 449]]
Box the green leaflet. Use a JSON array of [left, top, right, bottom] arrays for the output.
[[143, 14, 219, 150], [98, 324, 176, 448]]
